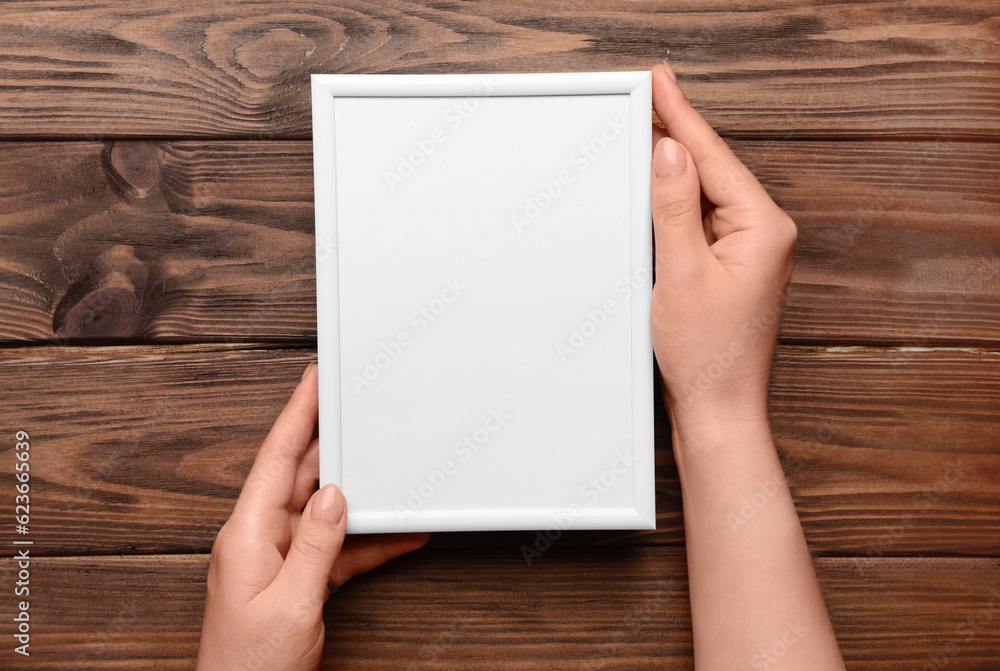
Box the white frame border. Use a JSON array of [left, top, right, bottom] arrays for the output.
[[312, 71, 654, 533]]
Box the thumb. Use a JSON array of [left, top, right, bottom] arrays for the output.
[[273, 484, 347, 602], [651, 136, 710, 276]]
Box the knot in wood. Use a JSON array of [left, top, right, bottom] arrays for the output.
[[53, 245, 148, 339], [59, 276, 141, 338], [110, 141, 161, 197]]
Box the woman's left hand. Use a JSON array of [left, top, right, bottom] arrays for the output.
[[197, 363, 431, 671]]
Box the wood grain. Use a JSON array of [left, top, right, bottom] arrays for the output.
[[0, 550, 996, 669], [1, 140, 997, 346], [0, 141, 315, 344], [0, 1, 997, 140], [748, 140, 1000, 347], [0, 344, 996, 557], [1, 3, 996, 668], [769, 346, 1000, 557]]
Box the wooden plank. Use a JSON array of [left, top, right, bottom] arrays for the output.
[[0, 141, 315, 344], [0, 550, 996, 669], [0, 345, 996, 557], [748, 140, 1000, 347], [769, 346, 1000, 558], [1, 140, 998, 346], [0, 1, 997, 139], [0, 345, 308, 556]]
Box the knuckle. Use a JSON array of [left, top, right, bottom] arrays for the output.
[[653, 190, 699, 223], [718, 168, 749, 203], [294, 530, 329, 564], [727, 163, 753, 190], [209, 524, 230, 561], [286, 596, 321, 628], [775, 211, 798, 249], [210, 520, 266, 571], [329, 565, 352, 588]]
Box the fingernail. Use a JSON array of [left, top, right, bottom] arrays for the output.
[[663, 63, 677, 83], [301, 362, 316, 381], [312, 484, 346, 524], [653, 137, 686, 177]]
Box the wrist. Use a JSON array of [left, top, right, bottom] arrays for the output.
[[667, 402, 780, 496], [667, 395, 774, 456]]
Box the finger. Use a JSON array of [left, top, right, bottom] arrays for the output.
[[329, 533, 432, 587], [651, 136, 711, 276], [237, 363, 319, 516], [655, 123, 723, 234], [271, 483, 347, 600], [289, 438, 320, 513], [206, 519, 276, 599], [652, 122, 667, 153], [652, 64, 772, 212]]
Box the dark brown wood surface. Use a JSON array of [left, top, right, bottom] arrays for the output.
[[0, 551, 997, 670], [0, 345, 997, 557], [0, 1, 998, 139], [0, 1, 998, 669], [1, 140, 998, 346]]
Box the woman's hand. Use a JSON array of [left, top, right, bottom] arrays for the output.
[[649, 64, 844, 670], [196, 363, 431, 671], [649, 64, 798, 438]]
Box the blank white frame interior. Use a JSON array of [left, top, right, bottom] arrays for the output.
[[312, 71, 654, 534]]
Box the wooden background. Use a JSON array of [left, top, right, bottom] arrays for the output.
[[1, 1, 998, 668]]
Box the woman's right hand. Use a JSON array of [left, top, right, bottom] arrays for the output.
[[648, 64, 798, 440]]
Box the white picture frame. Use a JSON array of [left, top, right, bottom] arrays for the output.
[[312, 71, 654, 534]]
